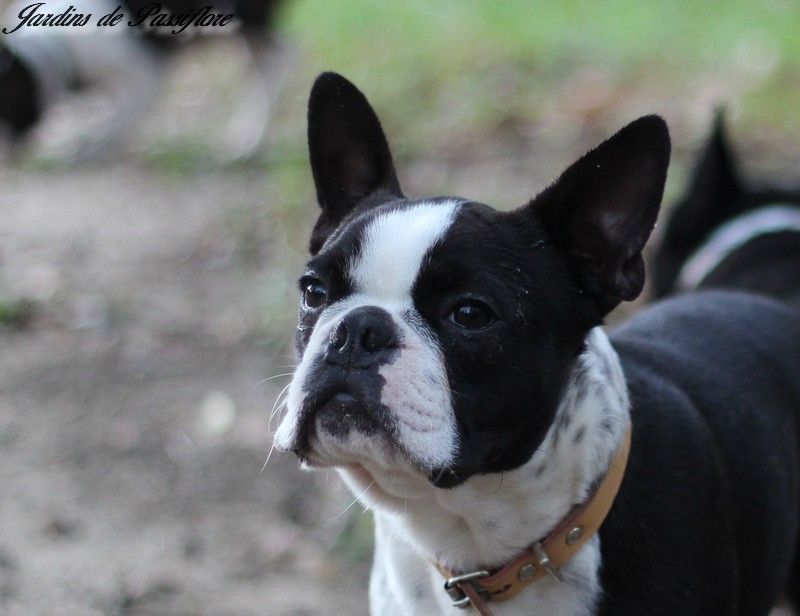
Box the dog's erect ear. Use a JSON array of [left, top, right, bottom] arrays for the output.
[[307, 72, 403, 254], [532, 115, 671, 315], [649, 112, 740, 298], [682, 111, 742, 221]]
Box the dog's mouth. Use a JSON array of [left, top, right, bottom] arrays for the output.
[[292, 389, 394, 460], [292, 389, 448, 482], [287, 397, 480, 492]]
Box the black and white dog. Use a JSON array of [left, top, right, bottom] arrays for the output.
[[0, 0, 287, 160], [274, 73, 800, 615], [651, 114, 800, 305]]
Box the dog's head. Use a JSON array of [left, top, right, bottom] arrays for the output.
[[651, 112, 800, 298], [274, 72, 669, 491]]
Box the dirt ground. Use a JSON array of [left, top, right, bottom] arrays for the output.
[[0, 163, 377, 615]]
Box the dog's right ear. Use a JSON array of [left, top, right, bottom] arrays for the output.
[[531, 115, 670, 315], [307, 72, 403, 254]]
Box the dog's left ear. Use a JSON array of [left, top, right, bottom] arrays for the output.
[[531, 115, 670, 315], [307, 72, 403, 254]]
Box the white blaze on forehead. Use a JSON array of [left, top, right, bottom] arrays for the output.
[[350, 201, 461, 301]]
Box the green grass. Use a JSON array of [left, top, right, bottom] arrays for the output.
[[285, 0, 800, 68]]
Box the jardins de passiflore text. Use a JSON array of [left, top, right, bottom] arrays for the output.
[[2, 2, 235, 35]]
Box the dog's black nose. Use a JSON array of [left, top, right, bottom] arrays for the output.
[[326, 306, 399, 368]]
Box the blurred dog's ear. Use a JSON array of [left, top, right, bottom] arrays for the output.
[[648, 112, 741, 298], [530, 115, 670, 315], [680, 110, 742, 227], [307, 72, 403, 254]]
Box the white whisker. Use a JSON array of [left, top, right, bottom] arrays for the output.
[[332, 480, 375, 519], [268, 382, 292, 419], [259, 440, 277, 473], [252, 372, 295, 390]]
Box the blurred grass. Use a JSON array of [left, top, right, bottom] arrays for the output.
[[0, 298, 35, 329], [279, 0, 800, 142], [331, 512, 375, 566], [284, 0, 800, 65]]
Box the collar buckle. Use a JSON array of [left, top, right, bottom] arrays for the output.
[[443, 570, 490, 609], [532, 542, 563, 582]]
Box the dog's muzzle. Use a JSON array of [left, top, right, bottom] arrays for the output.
[[289, 306, 402, 458]]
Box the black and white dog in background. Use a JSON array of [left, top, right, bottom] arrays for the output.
[[0, 0, 287, 160], [274, 73, 800, 615], [651, 114, 800, 305]]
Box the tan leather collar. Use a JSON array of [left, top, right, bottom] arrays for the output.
[[435, 425, 632, 615]]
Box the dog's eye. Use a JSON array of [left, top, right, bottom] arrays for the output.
[[302, 279, 328, 310], [448, 300, 495, 330]]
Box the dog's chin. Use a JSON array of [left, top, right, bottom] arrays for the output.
[[299, 435, 396, 469], [287, 391, 469, 496], [304, 432, 472, 496], [294, 395, 405, 467]]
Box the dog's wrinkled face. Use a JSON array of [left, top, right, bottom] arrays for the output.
[[274, 72, 670, 489], [275, 196, 594, 487]]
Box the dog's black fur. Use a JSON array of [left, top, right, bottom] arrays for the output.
[[0, 45, 41, 137], [645, 115, 800, 613], [651, 114, 800, 304], [605, 292, 800, 614], [297, 73, 800, 613]]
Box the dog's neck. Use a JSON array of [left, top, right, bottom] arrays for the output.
[[677, 203, 800, 291], [339, 326, 630, 574]]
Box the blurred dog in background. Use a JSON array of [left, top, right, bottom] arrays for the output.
[[0, 0, 288, 161], [651, 114, 800, 305]]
